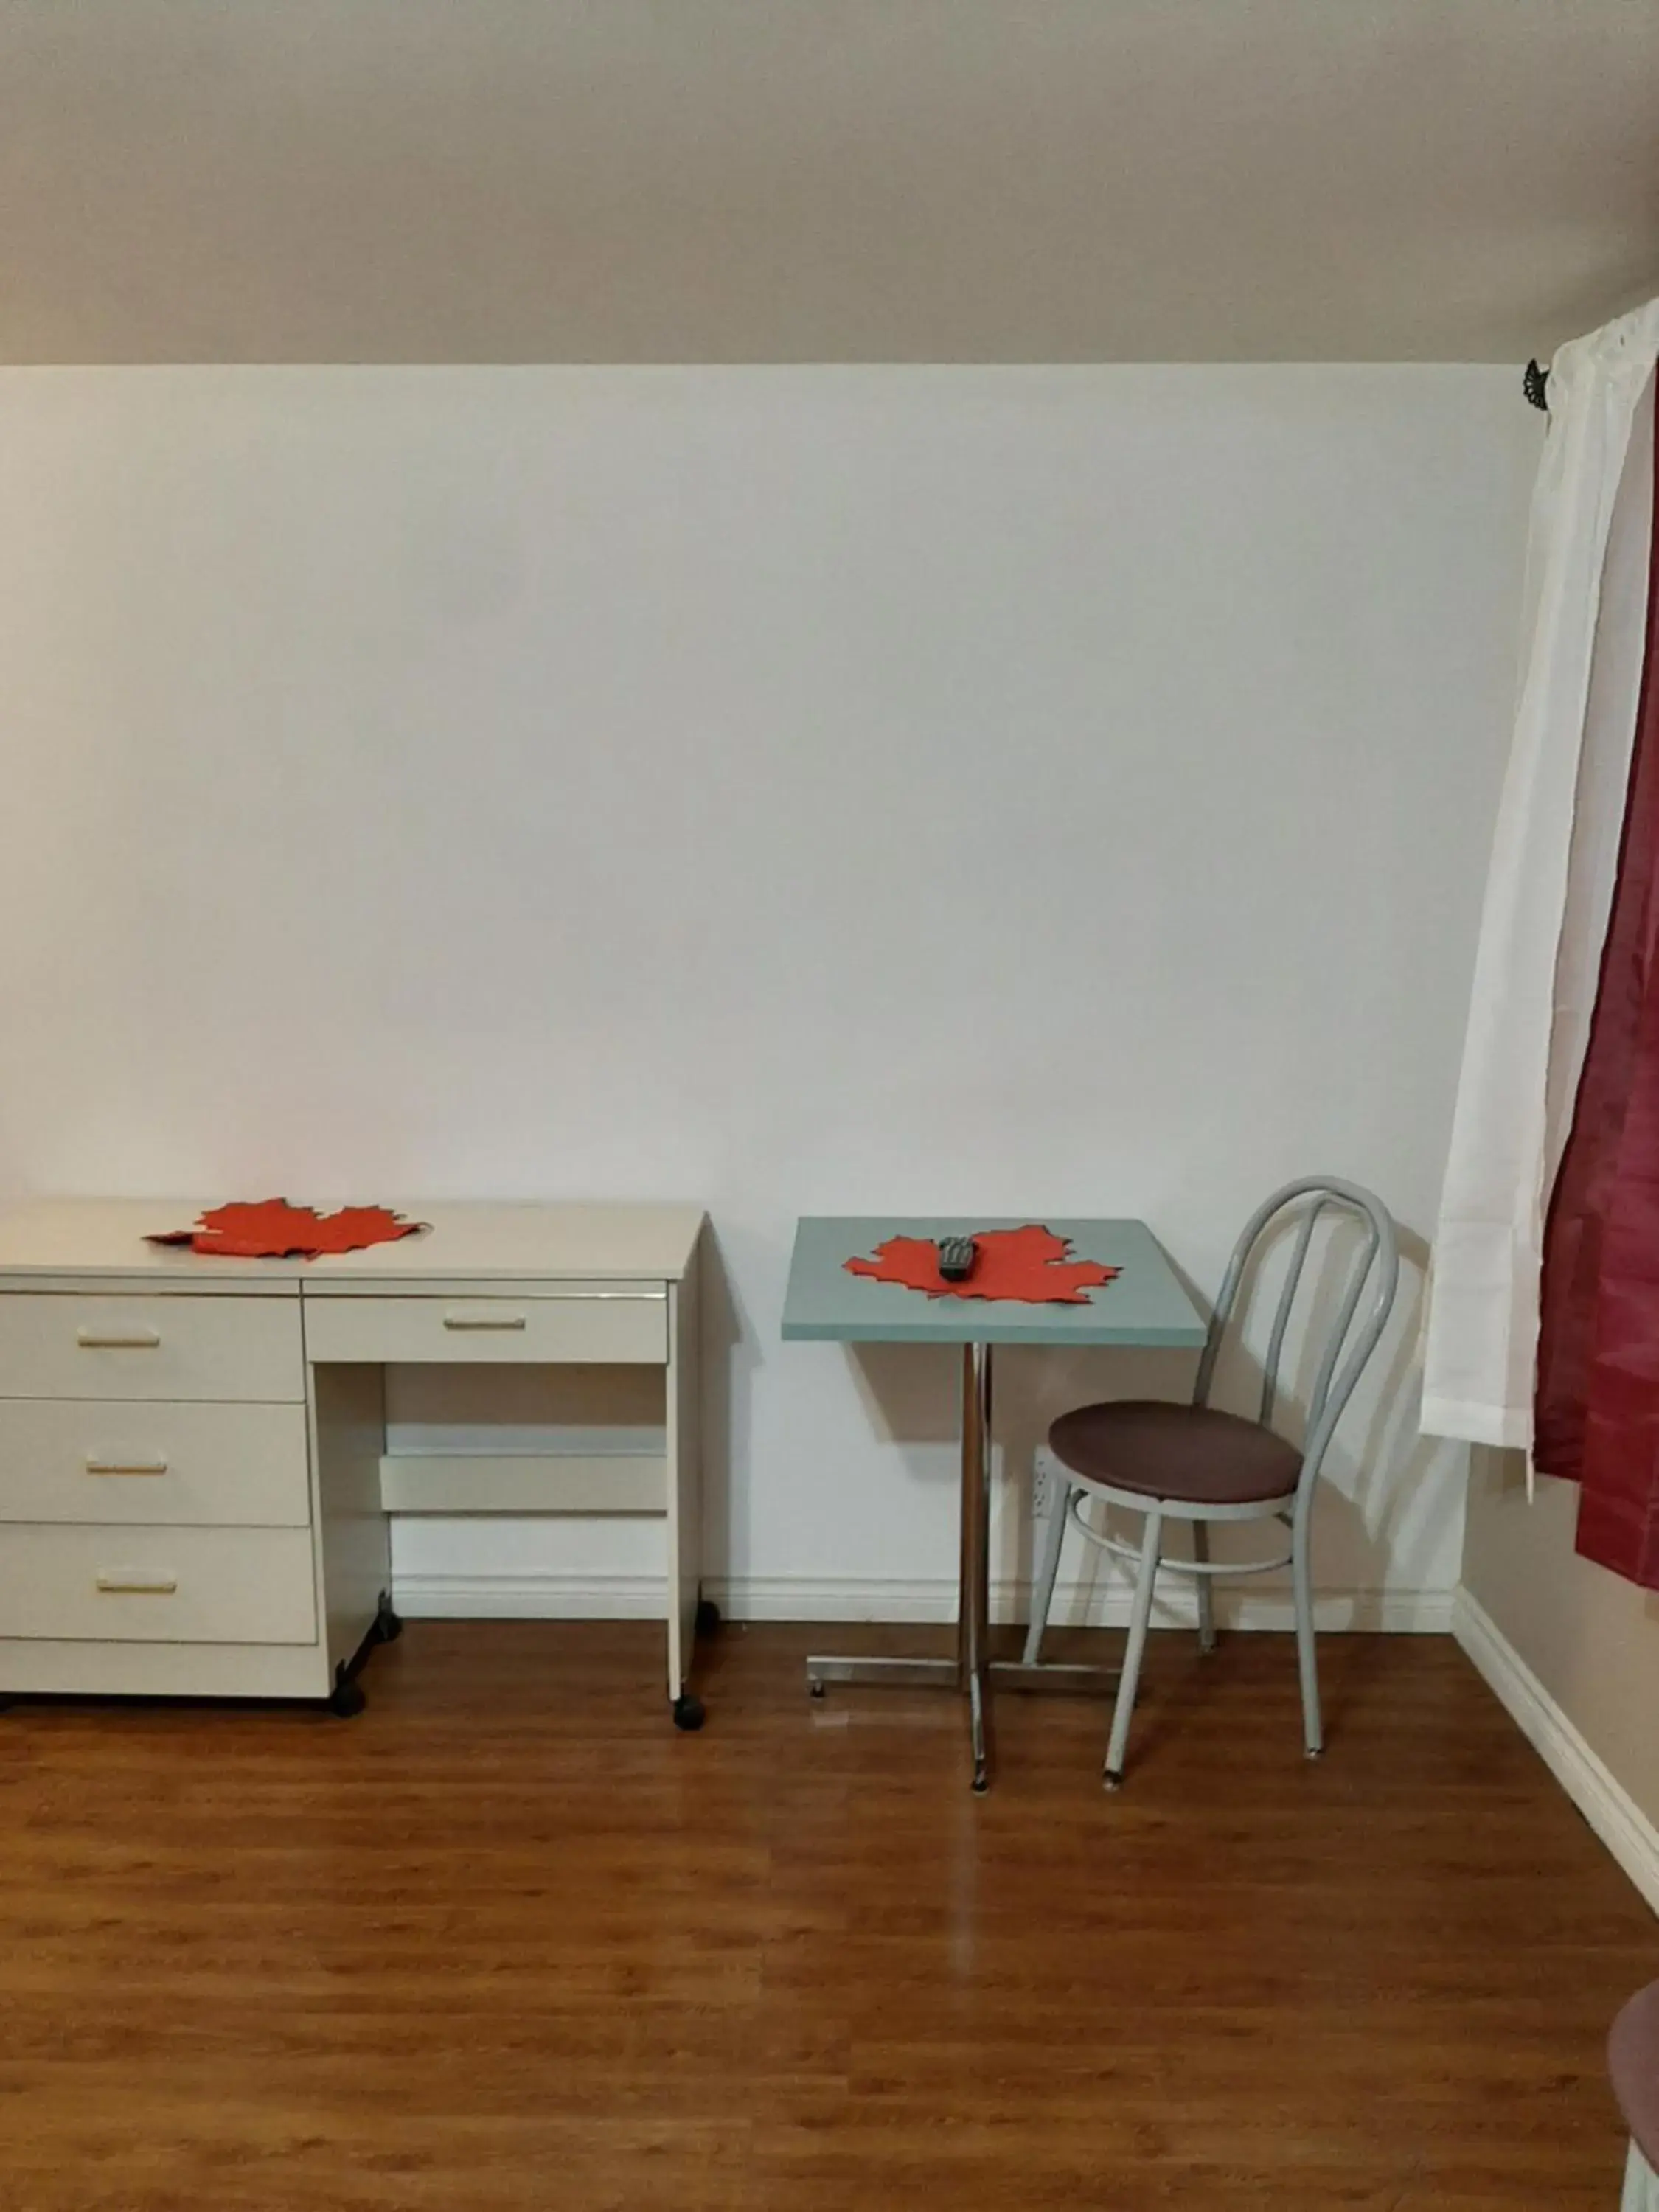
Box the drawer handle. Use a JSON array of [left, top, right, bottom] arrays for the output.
[[95, 1572, 178, 1596], [85, 1455, 170, 1476], [442, 1312, 529, 1331], [76, 1326, 161, 1349]]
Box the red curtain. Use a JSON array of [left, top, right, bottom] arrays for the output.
[[1535, 387, 1659, 1586]]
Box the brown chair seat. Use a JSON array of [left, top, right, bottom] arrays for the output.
[[1048, 1399, 1302, 1506], [1611, 1981, 1659, 2168]]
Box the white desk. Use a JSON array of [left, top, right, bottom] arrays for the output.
[[0, 1200, 709, 1722]]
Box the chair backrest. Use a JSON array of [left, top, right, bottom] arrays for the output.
[[1193, 1177, 1399, 1489]]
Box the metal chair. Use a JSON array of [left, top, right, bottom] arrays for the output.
[[1023, 1177, 1399, 1787], [1612, 1983, 1659, 2209]]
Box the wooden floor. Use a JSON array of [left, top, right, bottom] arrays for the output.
[[0, 1621, 1653, 2211]]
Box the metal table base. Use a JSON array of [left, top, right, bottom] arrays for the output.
[[804, 1342, 1119, 1791]]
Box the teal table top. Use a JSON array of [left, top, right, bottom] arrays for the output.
[[780, 1216, 1208, 1347]]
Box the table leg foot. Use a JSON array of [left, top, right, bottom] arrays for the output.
[[805, 1655, 961, 1696]]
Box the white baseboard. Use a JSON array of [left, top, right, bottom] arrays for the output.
[[394, 1569, 1451, 1634], [396, 1575, 671, 1620], [713, 1577, 1450, 1631], [1453, 1586, 1659, 1918]]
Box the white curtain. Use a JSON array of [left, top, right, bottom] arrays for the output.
[[1423, 299, 1659, 1450]]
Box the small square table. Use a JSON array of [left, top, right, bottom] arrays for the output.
[[781, 1216, 1207, 1791]]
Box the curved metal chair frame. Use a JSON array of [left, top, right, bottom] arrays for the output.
[[1023, 1177, 1399, 1786]]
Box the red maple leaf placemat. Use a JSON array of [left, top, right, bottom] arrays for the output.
[[845, 1224, 1119, 1305], [146, 1200, 427, 1260]]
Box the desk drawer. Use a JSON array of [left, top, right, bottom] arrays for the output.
[[0, 1525, 318, 1644], [302, 1292, 667, 1366], [0, 1295, 303, 1402], [0, 1402, 311, 1526]]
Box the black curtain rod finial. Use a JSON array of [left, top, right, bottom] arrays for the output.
[[1523, 358, 1551, 411]]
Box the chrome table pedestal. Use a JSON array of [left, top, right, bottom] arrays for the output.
[[806, 1342, 1120, 1792]]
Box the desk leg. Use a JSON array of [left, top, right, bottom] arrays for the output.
[[667, 1270, 706, 1732], [804, 1337, 1119, 1784], [806, 1342, 996, 1793]]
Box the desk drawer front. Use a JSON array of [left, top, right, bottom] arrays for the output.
[[302, 1293, 667, 1366], [0, 1402, 311, 1526], [0, 1295, 304, 1402], [0, 1525, 318, 1644]]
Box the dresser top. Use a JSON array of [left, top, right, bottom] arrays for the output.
[[0, 1200, 706, 1286]]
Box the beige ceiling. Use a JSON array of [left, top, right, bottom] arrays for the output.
[[2, 0, 1656, 365]]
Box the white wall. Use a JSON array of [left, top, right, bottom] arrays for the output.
[[0, 367, 1537, 1623]]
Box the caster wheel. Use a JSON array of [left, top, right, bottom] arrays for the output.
[[971, 1773, 990, 1796], [808, 1680, 827, 1700], [328, 1672, 367, 1719], [672, 1693, 706, 1733], [695, 1596, 722, 1639], [1102, 1769, 1124, 1792], [1305, 1746, 1325, 1761], [372, 1595, 403, 1644]]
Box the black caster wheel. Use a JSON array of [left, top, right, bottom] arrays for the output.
[[328, 1671, 367, 1719], [808, 1680, 826, 1700], [372, 1594, 403, 1645], [695, 1596, 722, 1639], [672, 1693, 706, 1733]]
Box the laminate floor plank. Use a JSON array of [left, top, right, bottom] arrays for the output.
[[0, 1621, 1649, 2209]]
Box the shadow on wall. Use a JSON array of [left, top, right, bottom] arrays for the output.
[[834, 1206, 1439, 1629], [1470, 1441, 1659, 1641]]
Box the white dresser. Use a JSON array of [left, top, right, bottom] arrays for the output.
[[0, 1200, 708, 1721]]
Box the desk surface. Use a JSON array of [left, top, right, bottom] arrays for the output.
[[781, 1216, 1208, 1346], [0, 1201, 706, 1287]]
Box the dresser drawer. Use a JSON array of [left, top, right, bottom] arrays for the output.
[[0, 1402, 311, 1527], [302, 1290, 667, 1366], [0, 1526, 318, 1644], [0, 1295, 303, 1402]]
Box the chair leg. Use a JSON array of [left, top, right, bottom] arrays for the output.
[[1104, 1508, 1162, 1790], [1293, 1512, 1323, 1758], [1023, 1457, 1071, 1666], [1192, 1520, 1216, 1655]]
